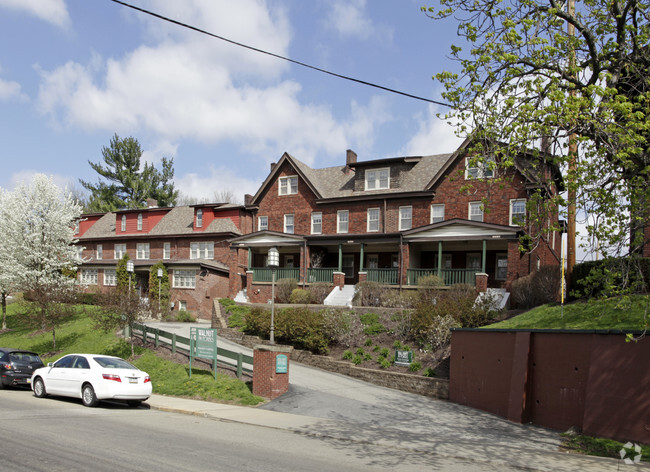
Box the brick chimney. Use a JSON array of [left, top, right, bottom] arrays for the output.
[[244, 194, 253, 205], [346, 149, 357, 166], [146, 198, 158, 208]]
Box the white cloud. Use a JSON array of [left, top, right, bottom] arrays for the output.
[[325, 0, 379, 40], [404, 105, 464, 155], [0, 0, 70, 29], [0, 77, 25, 101], [175, 166, 260, 202]]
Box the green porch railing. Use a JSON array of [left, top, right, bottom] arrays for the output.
[[252, 267, 300, 282], [366, 268, 399, 285], [307, 268, 336, 283], [406, 268, 477, 286]]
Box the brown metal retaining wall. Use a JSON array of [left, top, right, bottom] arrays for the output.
[[450, 329, 650, 444]]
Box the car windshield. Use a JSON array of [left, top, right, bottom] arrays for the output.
[[9, 352, 41, 363], [93, 357, 138, 370]]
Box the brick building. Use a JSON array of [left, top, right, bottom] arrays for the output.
[[75, 202, 252, 317], [229, 137, 565, 304]]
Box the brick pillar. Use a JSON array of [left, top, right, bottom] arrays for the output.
[[400, 241, 410, 285], [252, 345, 292, 399], [358, 272, 367, 283], [333, 271, 345, 289], [475, 273, 488, 292]]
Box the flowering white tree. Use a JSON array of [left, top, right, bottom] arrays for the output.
[[0, 175, 83, 348], [0, 189, 18, 330]]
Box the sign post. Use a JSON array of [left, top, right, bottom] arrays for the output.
[[190, 327, 218, 380]]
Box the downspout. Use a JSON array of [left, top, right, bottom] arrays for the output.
[[399, 233, 403, 291]]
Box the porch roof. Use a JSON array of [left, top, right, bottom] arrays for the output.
[[229, 230, 306, 248], [403, 218, 522, 241]]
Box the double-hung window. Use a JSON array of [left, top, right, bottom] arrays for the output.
[[284, 214, 294, 234], [365, 168, 389, 190], [258, 216, 268, 231], [104, 269, 117, 286], [311, 212, 322, 234], [279, 176, 298, 195], [121, 215, 126, 232], [469, 202, 484, 222], [337, 210, 349, 233], [80, 269, 98, 285], [137, 213, 143, 231], [367, 208, 380, 232], [163, 242, 171, 260], [399, 206, 412, 231], [190, 242, 214, 259], [430, 204, 445, 224], [510, 199, 526, 226], [136, 243, 150, 260], [173, 270, 196, 288], [465, 156, 495, 179], [196, 209, 203, 228], [96, 244, 103, 260], [114, 243, 127, 259]]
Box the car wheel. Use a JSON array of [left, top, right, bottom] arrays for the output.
[[81, 384, 98, 407], [126, 400, 142, 408], [33, 378, 47, 398], [0, 380, 5, 390]]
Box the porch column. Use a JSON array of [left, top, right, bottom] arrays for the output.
[[437, 241, 443, 278], [360, 243, 365, 272], [247, 247, 252, 270], [338, 243, 343, 272], [482, 239, 487, 273]]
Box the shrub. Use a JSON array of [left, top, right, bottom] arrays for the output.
[[175, 310, 196, 322], [391, 310, 413, 340], [417, 274, 445, 303], [572, 256, 649, 299], [353, 281, 388, 307], [379, 357, 392, 369], [422, 315, 459, 351], [219, 298, 236, 308], [409, 361, 422, 372], [308, 282, 332, 304], [356, 347, 365, 356], [352, 355, 363, 365], [274, 306, 330, 354], [423, 367, 436, 377], [511, 265, 561, 309], [320, 308, 363, 348], [342, 350, 353, 360], [364, 338, 373, 346], [244, 307, 271, 338], [380, 290, 419, 308], [359, 312, 387, 335], [276, 278, 298, 303], [379, 347, 390, 358], [289, 288, 312, 304]]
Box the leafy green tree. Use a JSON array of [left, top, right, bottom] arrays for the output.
[[423, 1, 649, 260], [80, 134, 179, 211], [148, 261, 170, 317]]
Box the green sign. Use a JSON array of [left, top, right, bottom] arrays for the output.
[[394, 350, 413, 366], [276, 354, 288, 374], [190, 327, 218, 380]]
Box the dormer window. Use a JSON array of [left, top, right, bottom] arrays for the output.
[[196, 209, 203, 228], [121, 214, 126, 232], [365, 168, 389, 190], [465, 156, 495, 179], [279, 176, 298, 195]]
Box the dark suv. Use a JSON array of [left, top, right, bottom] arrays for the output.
[[0, 348, 44, 388]]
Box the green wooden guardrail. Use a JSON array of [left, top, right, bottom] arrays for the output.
[[129, 323, 253, 379]]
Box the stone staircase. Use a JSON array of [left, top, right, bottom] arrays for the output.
[[324, 284, 356, 307]]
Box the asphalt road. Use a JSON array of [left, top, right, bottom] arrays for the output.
[[2, 388, 522, 472]]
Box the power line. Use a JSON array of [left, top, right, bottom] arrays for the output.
[[108, 0, 451, 108]]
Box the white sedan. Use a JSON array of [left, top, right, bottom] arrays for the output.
[[31, 354, 152, 407]]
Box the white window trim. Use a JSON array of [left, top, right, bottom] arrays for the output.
[[430, 204, 445, 224], [278, 176, 298, 195], [163, 242, 171, 260], [136, 243, 150, 260], [80, 269, 98, 285], [337, 210, 349, 234], [121, 214, 126, 232], [311, 212, 322, 235], [137, 213, 143, 231], [469, 201, 484, 222], [173, 270, 196, 289], [96, 244, 103, 260], [190, 241, 214, 260], [258, 216, 268, 231], [114, 244, 127, 260], [365, 168, 390, 191], [509, 198, 526, 226], [196, 209, 203, 228], [367, 208, 380, 232], [399, 206, 412, 231], [284, 214, 294, 234], [103, 269, 117, 286], [465, 156, 495, 180]]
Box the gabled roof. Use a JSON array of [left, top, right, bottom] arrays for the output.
[[250, 152, 452, 205], [230, 230, 305, 247], [403, 218, 522, 241]]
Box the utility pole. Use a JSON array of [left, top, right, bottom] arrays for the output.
[[567, 0, 577, 288]]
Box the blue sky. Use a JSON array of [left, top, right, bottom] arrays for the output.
[[0, 0, 465, 201]]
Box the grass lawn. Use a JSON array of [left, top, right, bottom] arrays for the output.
[[485, 294, 648, 331], [0, 302, 263, 406]]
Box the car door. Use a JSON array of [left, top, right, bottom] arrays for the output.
[[66, 356, 91, 396], [45, 355, 75, 395]]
